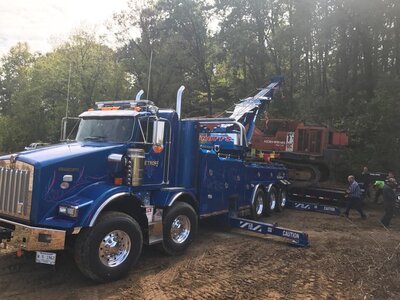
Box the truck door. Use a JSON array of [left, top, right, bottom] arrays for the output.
[[136, 117, 171, 185], [309, 130, 322, 154]]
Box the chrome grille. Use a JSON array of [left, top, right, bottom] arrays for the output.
[[0, 160, 33, 221]]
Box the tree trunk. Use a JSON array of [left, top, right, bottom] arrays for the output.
[[288, 0, 294, 100], [308, 31, 314, 92], [395, 10, 400, 76], [254, 0, 267, 83], [359, 26, 374, 98]]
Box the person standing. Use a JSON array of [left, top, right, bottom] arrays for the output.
[[360, 166, 371, 200], [373, 180, 385, 203], [381, 178, 398, 227], [345, 175, 367, 219], [374, 171, 396, 204]]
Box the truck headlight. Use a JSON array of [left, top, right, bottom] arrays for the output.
[[59, 205, 79, 218]]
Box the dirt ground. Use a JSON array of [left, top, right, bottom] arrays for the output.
[[1, 204, 400, 300]]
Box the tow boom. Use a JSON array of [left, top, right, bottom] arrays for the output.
[[229, 76, 284, 141]]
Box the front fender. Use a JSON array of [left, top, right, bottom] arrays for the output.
[[80, 183, 132, 227], [40, 182, 132, 229]]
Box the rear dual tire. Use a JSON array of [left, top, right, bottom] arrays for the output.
[[251, 186, 277, 219], [267, 186, 278, 215], [160, 202, 198, 256], [275, 188, 287, 212], [251, 186, 287, 219], [251, 189, 266, 219]]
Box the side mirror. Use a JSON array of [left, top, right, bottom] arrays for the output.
[[152, 120, 165, 145], [60, 117, 81, 141]]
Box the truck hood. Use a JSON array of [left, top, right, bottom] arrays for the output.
[[4, 142, 125, 167]]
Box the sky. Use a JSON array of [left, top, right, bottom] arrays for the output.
[[0, 0, 130, 55]]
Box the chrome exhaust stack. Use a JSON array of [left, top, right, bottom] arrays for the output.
[[135, 90, 144, 101], [176, 86, 185, 119]]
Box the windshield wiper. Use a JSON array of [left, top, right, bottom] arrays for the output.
[[83, 136, 107, 141]]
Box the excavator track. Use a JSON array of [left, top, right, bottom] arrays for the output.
[[274, 159, 328, 188]]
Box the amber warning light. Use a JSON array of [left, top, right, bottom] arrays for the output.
[[152, 144, 164, 154], [114, 177, 123, 185]]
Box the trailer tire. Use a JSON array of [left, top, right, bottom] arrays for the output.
[[74, 211, 143, 282], [275, 188, 287, 212], [251, 188, 266, 220], [265, 186, 278, 216], [160, 202, 198, 256]]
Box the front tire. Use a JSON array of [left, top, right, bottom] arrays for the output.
[[74, 211, 143, 282], [160, 202, 198, 256]]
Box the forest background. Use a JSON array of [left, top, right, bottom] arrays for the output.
[[0, 0, 399, 178]]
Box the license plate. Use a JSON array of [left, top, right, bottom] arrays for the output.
[[35, 251, 56, 265]]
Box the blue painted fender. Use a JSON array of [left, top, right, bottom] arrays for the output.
[[151, 188, 198, 211], [40, 182, 133, 229]]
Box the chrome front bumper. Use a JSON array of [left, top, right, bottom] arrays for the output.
[[0, 218, 65, 251]]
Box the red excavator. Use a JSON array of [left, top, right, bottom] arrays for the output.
[[219, 75, 348, 187], [251, 118, 348, 186]]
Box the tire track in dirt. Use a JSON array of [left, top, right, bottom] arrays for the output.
[[118, 229, 349, 299], [0, 208, 399, 299]]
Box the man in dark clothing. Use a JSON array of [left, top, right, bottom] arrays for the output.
[[345, 175, 367, 219], [373, 172, 395, 204], [359, 166, 371, 199], [381, 178, 397, 227]]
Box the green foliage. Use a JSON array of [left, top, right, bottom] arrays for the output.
[[0, 32, 132, 151], [0, 0, 399, 175]]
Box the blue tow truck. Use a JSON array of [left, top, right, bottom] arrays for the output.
[[0, 76, 308, 282]]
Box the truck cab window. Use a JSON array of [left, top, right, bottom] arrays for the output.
[[76, 117, 134, 143], [137, 119, 166, 142], [137, 118, 154, 144]]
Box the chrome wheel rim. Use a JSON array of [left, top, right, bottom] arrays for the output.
[[281, 191, 287, 208], [99, 230, 131, 267], [255, 193, 264, 216], [270, 192, 276, 210], [170, 215, 191, 244]]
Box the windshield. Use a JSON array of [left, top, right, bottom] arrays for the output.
[[76, 117, 135, 143]]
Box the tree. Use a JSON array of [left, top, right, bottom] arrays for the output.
[[0, 42, 36, 114], [0, 31, 132, 152], [113, 0, 216, 116]]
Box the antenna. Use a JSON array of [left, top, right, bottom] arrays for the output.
[[146, 49, 153, 99], [62, 62, 72, 140]]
